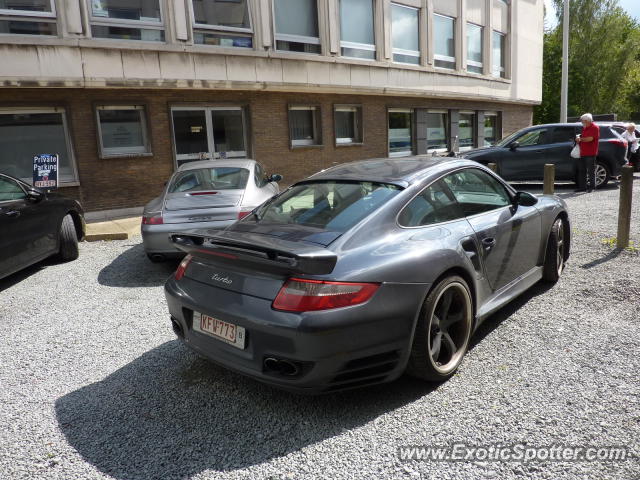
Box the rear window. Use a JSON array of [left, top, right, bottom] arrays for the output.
[[599, 127, 617, 139], [169, 167, 249, 193], [255, 181, 402, 232]]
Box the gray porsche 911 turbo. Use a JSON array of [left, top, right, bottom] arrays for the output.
[[164, 157, 570, 394]]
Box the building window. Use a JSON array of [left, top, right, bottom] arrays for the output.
[[191, 0, 252, 48], [492, 31, 506, 78], [289, 106, 321, 147], [388, 109, 413, 157], [426, 111, 448, 152], [340, 0, 376, 60], [391, 3, 420, 65], [334, 105, 363, 145], [466, 23, 483, 74], [433, 14, 455, 69], [0, 108, 77, 184], [89, 0, 165, 42], [96, 106, 150, 157], [484, 112, 500, 146], [459, 112, 476, 151], [171, 106, 248, 167], [0, 0, 57, 36], [274, 0, 320, 54]]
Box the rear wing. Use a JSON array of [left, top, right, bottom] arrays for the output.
[[171, 231, 337, 275]]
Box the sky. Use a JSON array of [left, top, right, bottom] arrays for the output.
[[544, 0, 640, 28]]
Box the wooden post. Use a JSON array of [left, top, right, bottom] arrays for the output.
[[616, 165, 634, 249], [543, 164, 555, 195], [487, 162, 497, 173]]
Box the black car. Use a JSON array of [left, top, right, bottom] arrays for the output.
[[459, 123, 628, 188], [0, 173, 85, 280]]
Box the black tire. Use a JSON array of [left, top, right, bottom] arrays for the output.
[[595, 161, 610, 188], [58, 214, 79, 262], [406, 276, 473, 382], [542, 217, 566, 283]]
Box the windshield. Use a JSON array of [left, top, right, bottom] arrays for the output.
[[169, 167, 249, 193], [254, 181, 402, 233]]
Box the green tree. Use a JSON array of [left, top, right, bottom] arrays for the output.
[[534, 0, 640, 124]]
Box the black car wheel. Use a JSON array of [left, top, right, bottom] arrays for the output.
[[542, 217, 566, 283], [407, 276, 473, 381], [58, 214, 79, 262], [595, 161, 610, 188]]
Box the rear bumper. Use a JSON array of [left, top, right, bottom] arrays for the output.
[[164, 277, 429, 394], [141, 219, 236, 254]]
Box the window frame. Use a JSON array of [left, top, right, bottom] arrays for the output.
[[388, 107, 414, 158], [339, 0, 377, 60], [433, 13, 456, 69], [483, 111, 501, 146], [334, 104, 363, 146], [492, 30, 506, 78], [87, 0, 165, 41], [95, 105, 152, 158], [0, 175, 28, 204], [0, 0, 56, 18], [466, 22, 484, 74], [191, 0, 253, 34], [390, 2, 420, 65], [273, 0, 321, 54], [0, 106, 79, 186], [458, 110, 477, 152], [288, 105, 322, 148], [441, 167, 513, 219], [0, 0, 57, 36], [426, 109, 449, 154]]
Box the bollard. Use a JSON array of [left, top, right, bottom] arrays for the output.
[[487, 162, 498, 173], [616, 165, 634, 249], [543, 164, 555, 195]]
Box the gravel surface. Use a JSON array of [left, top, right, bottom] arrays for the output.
[[1, 179, 639, 480]]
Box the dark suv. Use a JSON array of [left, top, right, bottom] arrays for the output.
[[459, 123, 628, 187]]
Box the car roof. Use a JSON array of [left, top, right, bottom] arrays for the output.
[[176, 159, 256, 172], [304, 157, 480, 187]]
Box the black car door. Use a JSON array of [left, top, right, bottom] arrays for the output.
[[545, 126, 580, 180], [499, 127, 551, 181], [0, 176, 50, 277], [442, 168, 542, 291]]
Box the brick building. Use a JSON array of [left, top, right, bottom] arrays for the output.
[[0, 0, 543, 214]]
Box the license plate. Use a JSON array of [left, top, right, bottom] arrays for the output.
[[192, 312, 246, 350]]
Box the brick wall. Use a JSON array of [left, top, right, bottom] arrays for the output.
[[0, 88, 533, 212]]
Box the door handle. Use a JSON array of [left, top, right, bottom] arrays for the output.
[[4, 210, 20, 218], [534, 150, 544, 154], [482, 237, 496, 250]]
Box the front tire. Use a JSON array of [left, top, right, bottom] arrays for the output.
[[595, 161, 610, 188], [58, 214, 79, 262], [542, 217, 566, 283], [406, 276, 473, 382]]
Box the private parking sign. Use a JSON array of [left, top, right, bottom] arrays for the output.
[[33, 154, 59, 190]]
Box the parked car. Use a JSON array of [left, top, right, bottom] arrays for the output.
[[164, 157, 570, 393], [142, 159, 282, 262], [0, 173, 85, 281], [459, 123, 628, 188]]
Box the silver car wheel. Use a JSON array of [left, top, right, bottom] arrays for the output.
[[555, 219, 565, 277], [595, 164, 607, 188]]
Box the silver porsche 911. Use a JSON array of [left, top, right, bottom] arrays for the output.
[[141, 159, 281, 261]]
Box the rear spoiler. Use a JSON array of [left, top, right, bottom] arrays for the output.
[[171, 231, 337, 275]]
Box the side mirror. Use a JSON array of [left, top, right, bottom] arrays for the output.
[[513, 191, 538, 207], [268, 174, 283, 183], [26, 187, 44, 203], [509, 141, 520, 151]]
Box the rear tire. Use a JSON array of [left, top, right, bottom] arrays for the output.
[[542, 217, 566, 283], [58, 214, 79, 262], [595, 161, 610, 188], [406, 276, 473, 382]]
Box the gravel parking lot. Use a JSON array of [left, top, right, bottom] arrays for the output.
[[1, 179, 639, 480]]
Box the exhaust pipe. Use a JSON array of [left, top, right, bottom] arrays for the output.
[[171, 318, 184, 338], [151, 254, 166, 262], [263, 357, 300, 376]]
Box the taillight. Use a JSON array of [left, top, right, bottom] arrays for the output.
[[238, 210, 252, 220], [272, 278, 380, 312], [175, 254, 193, 281], [142, 215, 163, 225], [608, 138, 627, 148]]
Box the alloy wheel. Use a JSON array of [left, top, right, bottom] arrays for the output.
[[428, 282, 472, 374], [595, 164, 607, 188]]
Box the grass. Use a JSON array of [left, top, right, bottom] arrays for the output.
[[601, 237, 639, 252]]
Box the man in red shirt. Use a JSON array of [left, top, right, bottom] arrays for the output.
[[575, 113, 600, 192]]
